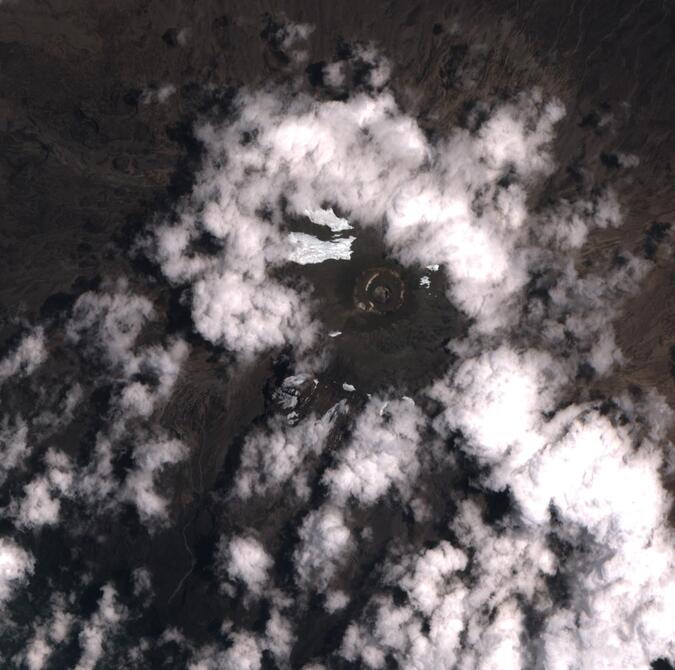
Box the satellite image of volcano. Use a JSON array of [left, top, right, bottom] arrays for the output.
[[1, 1, 675, 668]]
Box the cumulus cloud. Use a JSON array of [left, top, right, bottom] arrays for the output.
[[132, 567, 153, 600], [74, 585, 125, 670], [141, 83, 176, 105], [262, 18, 315, 64], [116, 338, 189, 422], [21, 596, 73, 670], [422, 347, 674, 668], [74, 428, 187, 524], [217, 535, 273, 596], [162, 45, 673, 667], [15, 477, 61, 527], [67, 280, 155, 373], [33, 382, 84, 433], [62, 282, 189, 523], [188, 632, 263, 670], [189, 270, 318, 357], [187, 607, 295, 670], [121, 435, 186, 521], [24, 635, 52, 670], [294, 505, 354, 593], [150, 76, 568, 358], [0, 538, 34, 606], [510, 410, 675, 667], [323, 396, 425, 505], [235, 401, 344, 500], [0, 415, 28, 484], [430, 346, 565, 476], [341, 541, 470, 669], [264, 606, 295, 663], [12, 449, 74, 528], [0, 327, 47, 385], [341, 501, 559, 669], [423, 345, 675, 668], [324, 589, 349, 613], [1, 36, 672, 670]]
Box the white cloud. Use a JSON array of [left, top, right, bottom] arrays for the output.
[[62, 283, 189, 523], [176, 28, 190, 46], [426, 342, 675, 667], [117, 339, 189, 421], [25, 636, 52, 670], [15, 477, 61, 527], [165, 59, 674, 667], [462, 598, 524, 670], [324, 589, 349, 613], [189, 269, 318, 357], [74, 585, 125, 670], [341, 541, 469, 669], [617, 152, 640, 168], [510, 410, 666, 531], [430, 346, 565, 478], [0, 415, 28, 484], [141, 84, 176, 105], [536, 191, 621, 251], [186, 603, 294, 669], [0, 538, 34, 606], [345, 44, 392, 89], [235, 402, 344, 500], [264, 607, 294, 664], [188, 633, 264, 670], [132, 567, 153, 600], [587, 328, 623, 374], [268, 20, 315, 64], [337, 380, 675, 668], [22, 597, 73, 670], [392, 542, 468, 615], [0, 327, 47, 385], [426, 365, 675, 669], [476, 90, 564, 176], [341, 504, 556, 669], [221, 632, 263, 670], [294, 505, 353, 593], [323, 61, 345, 88], [69, 421, 186, 525], [323, 397, 425, 505], [121, 435, 186, 522], [508, 410, 675, 667], [150, 80, 567, 357], [1, 40, 671, 670], [48, 602, 72, 643], [13, 449, 74, 528], [67, 280, 154, 374], [218, 535, 273, 596]]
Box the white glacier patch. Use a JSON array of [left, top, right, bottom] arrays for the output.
[[304, 208, 353, 232], [287, 233, 355, 265]]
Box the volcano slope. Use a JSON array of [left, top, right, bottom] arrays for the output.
[[0, 1, 675, 669]]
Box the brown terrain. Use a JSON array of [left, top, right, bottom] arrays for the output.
[[1, 0, 674, 654]]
